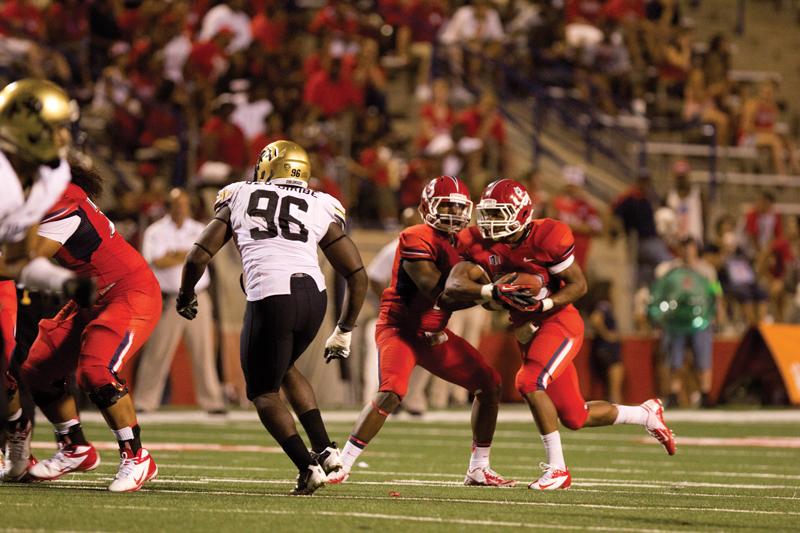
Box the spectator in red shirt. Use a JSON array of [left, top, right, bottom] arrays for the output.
[[416, 78, 454, 151], [566, 0, 605, 26], [303, 56, 364, 120], [744, 191, 783, 253], [198, 95, 249, 174], [457, 90, 508, 174], [251, 5, 287, 55], [551, 166, 603, 269], [308, 0, 360, 37], [398, 0, 447, 100], [0, 0, 45, 39], [184, 28, 233, 82]]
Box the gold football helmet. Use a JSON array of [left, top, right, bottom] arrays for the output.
[[253, 140, 311, 183], [0, 78, 78, 167]]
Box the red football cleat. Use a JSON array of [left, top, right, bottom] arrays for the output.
[[464, 466, 517, 487], [28, 443, 101, 481], [528, 463, 571, 491], [642, 398, 677, 455]]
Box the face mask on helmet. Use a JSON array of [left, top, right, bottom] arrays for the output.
[[422, 195, 473, 233], [476, 199, 532, 239]]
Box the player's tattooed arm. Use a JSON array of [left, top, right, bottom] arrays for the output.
[[548, 261, 588, 309], [177, 206, 233, 319], [320, 222, 367, 331]]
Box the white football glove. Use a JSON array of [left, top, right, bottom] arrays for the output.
[[324, 326, 352, 364]]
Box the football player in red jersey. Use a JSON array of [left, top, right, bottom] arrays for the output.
[[329, 176, 515, 487], [17, 164, 162, 492], [444, 179, 676, 490]]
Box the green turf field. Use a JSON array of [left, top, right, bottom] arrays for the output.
[[2, 408, 799, 532]]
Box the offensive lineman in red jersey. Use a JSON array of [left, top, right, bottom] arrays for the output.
[[18, 165, 162, 492], [444, 179, 676, 490], [329, 176, 514, 486]]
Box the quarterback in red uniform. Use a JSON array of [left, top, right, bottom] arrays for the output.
[[329, 176, 513, 487], [444, 178, 676, 490], [18, 165, 161, 492]]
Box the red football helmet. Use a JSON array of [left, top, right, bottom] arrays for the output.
[[476, 178, 533, 239], [419, 175, 473, 233]]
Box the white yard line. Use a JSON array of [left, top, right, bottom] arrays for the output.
[[0, 503, 687, 533], [69, 409, 800, 425], [7, 481, 796, 518]]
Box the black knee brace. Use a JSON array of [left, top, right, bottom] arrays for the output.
[[30, 379, 68, 408], [87, 382, 129, 409]]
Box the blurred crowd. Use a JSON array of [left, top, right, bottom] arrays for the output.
[[2, 0, 798, 410]]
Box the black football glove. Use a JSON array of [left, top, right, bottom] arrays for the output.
[[176, 290, 198, 320], [62, 277, 96, 308]]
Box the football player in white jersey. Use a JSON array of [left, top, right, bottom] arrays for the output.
[[177, 140, 367, 495], [0, 79, 93, 482]]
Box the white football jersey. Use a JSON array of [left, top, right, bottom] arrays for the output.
[[215, 179, 346, 301], [0, 150, 71, 244]]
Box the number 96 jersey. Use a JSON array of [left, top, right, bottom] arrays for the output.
[[215, 180, 346, 301]]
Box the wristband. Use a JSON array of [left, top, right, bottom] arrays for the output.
[[541, 298, 554, 312], [337, 323, 354, 333], [480, 284, 494, 301]]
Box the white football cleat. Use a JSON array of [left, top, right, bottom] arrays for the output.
[[528, 463, 572, 490], [642, 398, 677, 455], [28, 443, 100, 481], [311, 443, 343, 475], [291, 464, 326, 495], [108, 448, 157, 493], [326, 466, 350, 485], [2, 420, 36, 482], [464, 466, 517, 487]]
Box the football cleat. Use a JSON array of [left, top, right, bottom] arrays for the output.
[[326, 466, 350, 485], [108, 448, 157, 493], [528, 463, 572, 490], [290, 464, 326, 495], [28, 443, 100, 481], [464, 466, 517, 487], [311, 443, 343, 475], [2, 419, 36, 481], [642, 398, 677, 455]]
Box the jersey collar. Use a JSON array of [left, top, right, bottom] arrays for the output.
[[269, 178, 308, 188]]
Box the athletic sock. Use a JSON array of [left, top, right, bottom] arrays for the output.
[[6, 408, 28, 431], [297, 409, 332, 453], [340, 435, 367, 471], [469, 441, 492, 470], [541, 431, 566, 470], [54, 419, 88, 446], [280, 434, 313, 471], [113, 425, 142, 454], [613, 405, 649, 426]]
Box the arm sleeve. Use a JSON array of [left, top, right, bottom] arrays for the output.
[[37, 215, 81, 245], [546, 223, 577, 274], [398, 229, 436, 262]]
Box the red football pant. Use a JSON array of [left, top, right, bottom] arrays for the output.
[[1, 280, 17, 393], [375, 324, 500, 399], [1, 280, 16, 366], [515, 309, 588, 430], [21, 278, 161, 394]]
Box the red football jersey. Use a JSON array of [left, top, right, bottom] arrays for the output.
[[39, 184, 154, 291], [378, 224, 460, 333], [457, 218, 578, 326]]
